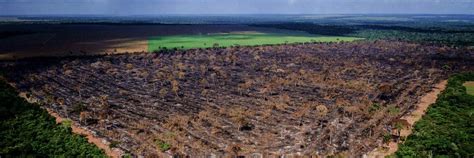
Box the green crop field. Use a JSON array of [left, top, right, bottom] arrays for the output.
[[148, 32, 361, 51]]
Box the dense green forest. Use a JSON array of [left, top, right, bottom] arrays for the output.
[[353, 30, 474, 46], [395, 73, 474, 157], [255, 23, 474, 46], [0, 79, 106, 157]]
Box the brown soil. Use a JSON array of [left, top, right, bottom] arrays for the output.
[[0, 38, 148, 60], [365, 80, 447, 158]]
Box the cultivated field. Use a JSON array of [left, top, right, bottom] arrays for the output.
[[0, 24, 357, 59], [2, 40, 473, 156], [0, 24, 282, 59], [148, 32, 360, 51]]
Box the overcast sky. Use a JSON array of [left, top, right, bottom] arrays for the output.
[[0, 0, 473, 15]]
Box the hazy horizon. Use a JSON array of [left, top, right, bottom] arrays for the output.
[[1, 0, 473, 16], [2, 13, 474, 17]]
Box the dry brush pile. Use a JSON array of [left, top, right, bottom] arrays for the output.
[[2, 40, 473, 157]]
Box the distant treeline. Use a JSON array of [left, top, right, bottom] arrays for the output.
[[254, 23, 474, 46], [254, 23, 357, 36], [59, 22, 194, 25], [0, 31, 35, 39]]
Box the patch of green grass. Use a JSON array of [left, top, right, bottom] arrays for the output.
[[395, 73, 474, 157], [155, 139, 171, 152], [148, 32, 361, 51], [369, 103, 381, 113], [61, 119, 73, 129], [464, 82, 474, 95], [0, 79, 105, 157], [388, 106, 400, 116]]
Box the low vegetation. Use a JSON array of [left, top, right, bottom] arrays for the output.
[[0, 79, 105, 157], [395, 73, 474, 157], [353, 30, 474, 46], [255, 23, 474, 46], [148, 32, 360, 51], [464, 82, 474, 95]]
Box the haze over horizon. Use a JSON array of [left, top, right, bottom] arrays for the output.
[[0, 0, 473, 16]]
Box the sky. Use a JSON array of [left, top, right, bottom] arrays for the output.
[[0, 0, 473, 15]]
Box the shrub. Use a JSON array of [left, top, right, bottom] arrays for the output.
[[369, 103, 381, 113], [155, 139, 171, 152]]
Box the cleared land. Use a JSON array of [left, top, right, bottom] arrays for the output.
[[464, 82, 474, 95], [148, 32, 360, 51], [2, 40, 473, 157], [0, 24, 293, 59], [367, 80, 447, 157], [0, 24, 358, 59]]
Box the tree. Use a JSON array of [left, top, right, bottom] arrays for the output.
[[175, 62, 186, 71], [392, 119, 410, 141], [279, 94, 291, 103], [159, 88, 168, 98], [57, 97, 68, 117], [201, 89, 209, 103], [98, 95, 110, 120], [228, 107, 254, 131], [315, 104, 328, 129], [79, 111, 91, 125], [177, 71, 186, 79], [237, 79, 253, 96], [199, 65, 207, 76], [171, 80, 179, 97], [155, 71, 166, 86], [126, 63, 134, 70], [141, 70, 150, 83], [200, 78, 208, 88], [315, 105, 328, 118], [253, 54, 261, 61]]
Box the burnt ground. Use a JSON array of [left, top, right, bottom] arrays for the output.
[[1, 40, 473, 157]]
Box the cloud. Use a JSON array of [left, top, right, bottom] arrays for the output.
[[288, 0, 297, 5], [0, 0, 473, 15]]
